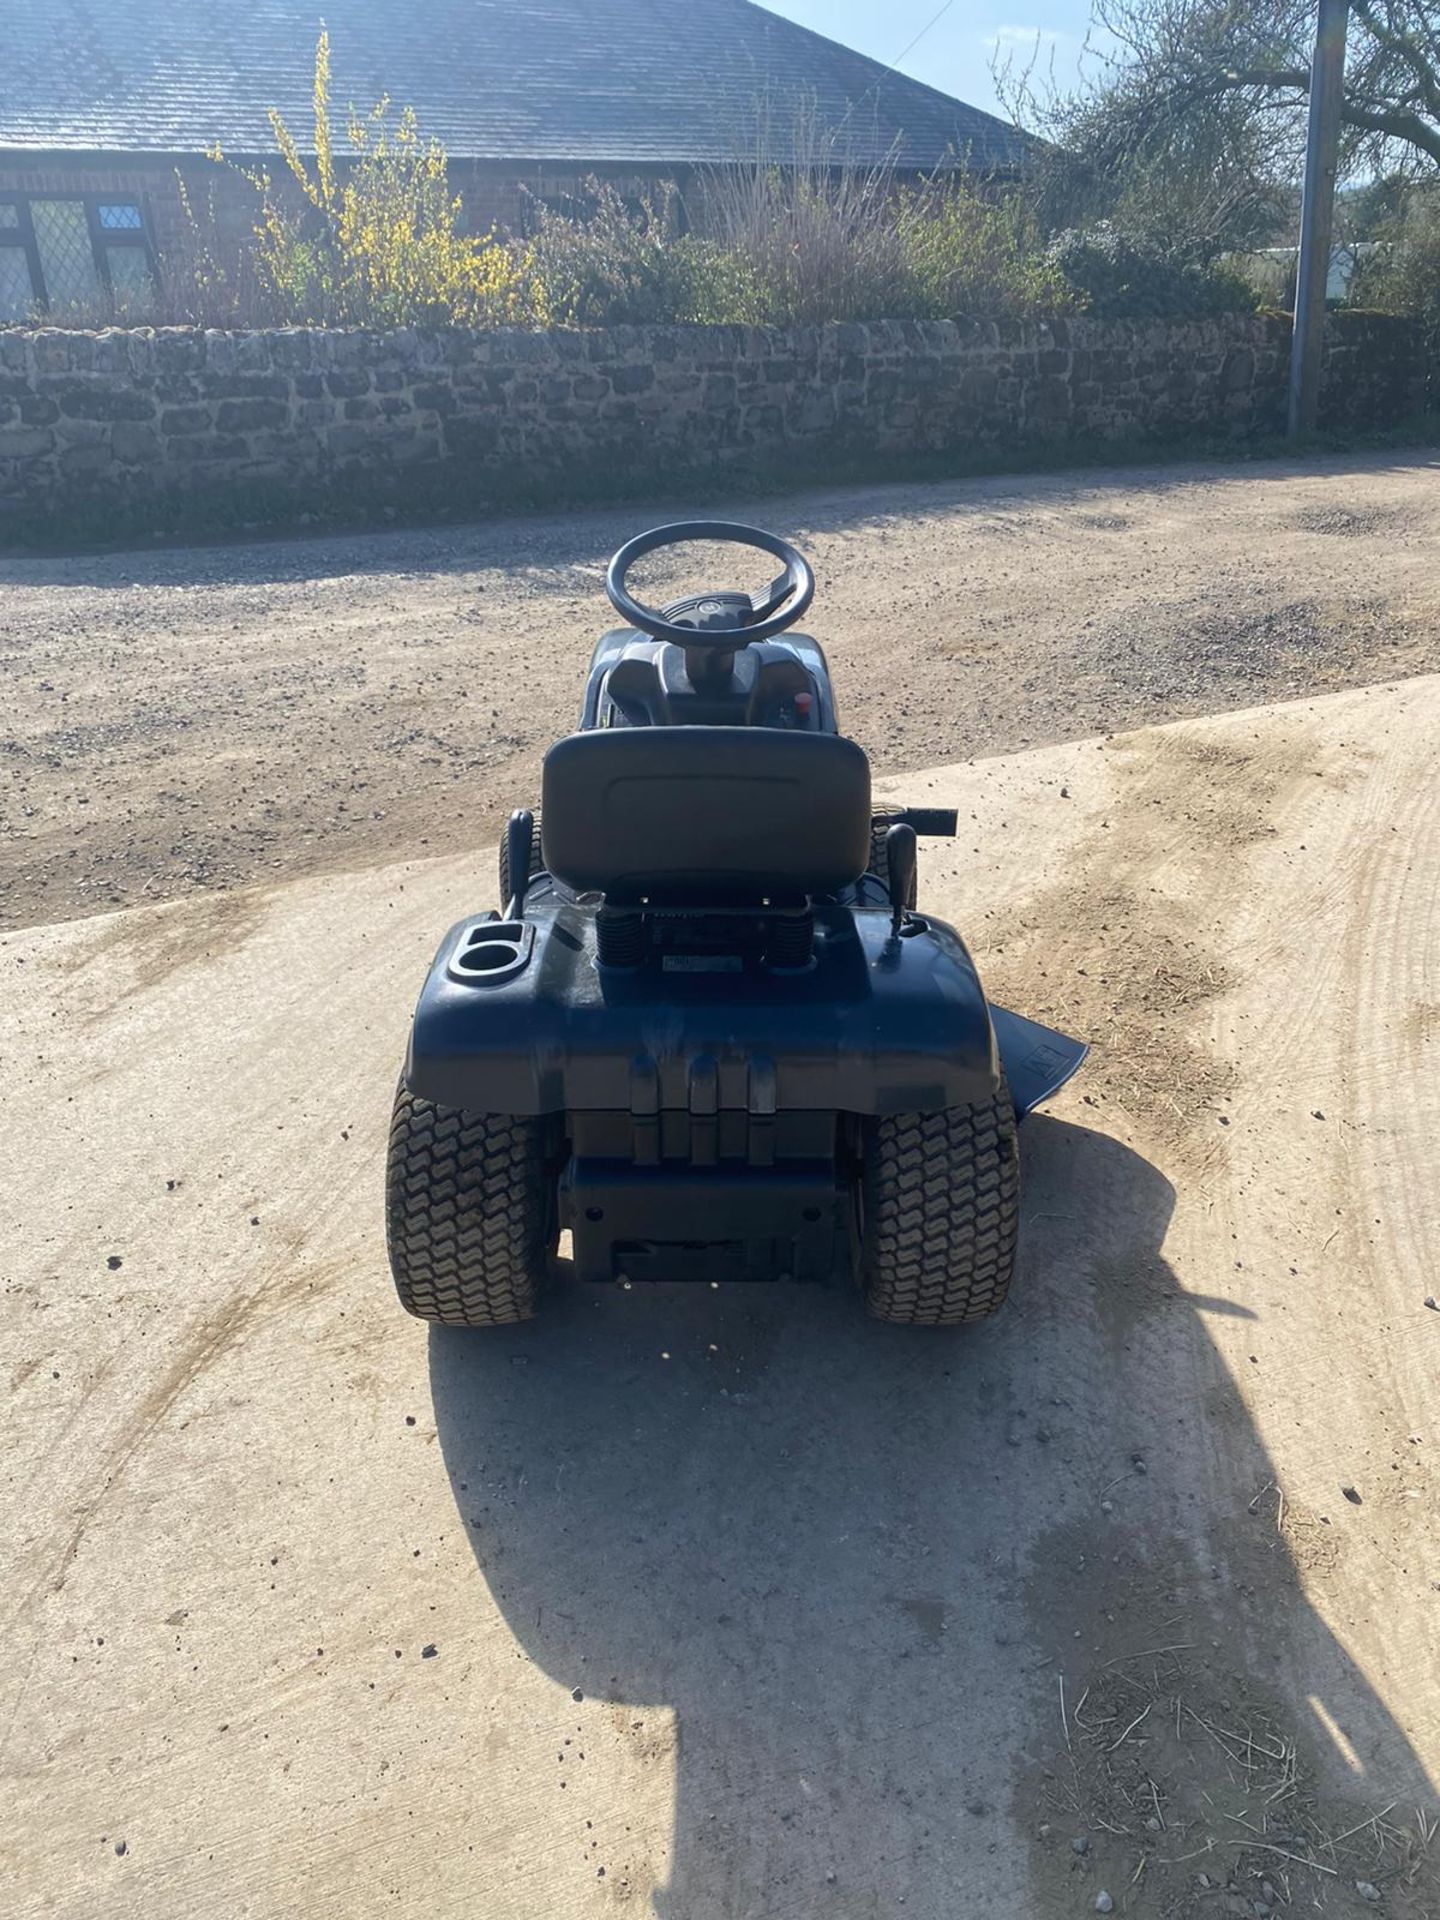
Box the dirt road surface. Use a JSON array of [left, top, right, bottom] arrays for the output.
[[3, 679, 1437, 1919], [3, 450, 1439, 932]]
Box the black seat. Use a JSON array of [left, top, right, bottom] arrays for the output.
[[541, 727, 872, 903]]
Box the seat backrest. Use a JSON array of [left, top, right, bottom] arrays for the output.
[[541, 727, 871, 901]]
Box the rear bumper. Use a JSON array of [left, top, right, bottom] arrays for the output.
[[404, 895, 999, 1118]]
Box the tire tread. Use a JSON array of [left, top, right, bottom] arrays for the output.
[[385, 1087, 548, 1326], [861, 1088, 1020, 1324]]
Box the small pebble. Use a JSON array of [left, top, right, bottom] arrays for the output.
[[1342, 1485, 1362, 1505], [1355, 1884, 1381, 1904], [107, 1255, 122, 1271], [1071, 1836, 1090, 1855], [114, 1840, 127, 1857], [1095, 1894, 1114, 1915], [421, 1644, 437, 1659], [1425, 1296, 1438, 1311]]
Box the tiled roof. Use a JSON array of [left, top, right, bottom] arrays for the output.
[[0, 0, 1032, 172]]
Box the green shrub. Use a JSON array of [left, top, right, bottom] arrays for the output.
[[1224, 249, 1294, 310], [695, 154, 915, 326], [522, 171, 1074, 329], [896, 187, 1076, 321], [1349, 193, 1440, 316], [695, 141, 1074, 326], [1047, 224, 1260, 318], [522, 181, 716, 327]]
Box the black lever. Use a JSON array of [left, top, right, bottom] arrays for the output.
[[884, 822, 917, 935], [504, 808, 536, 920]]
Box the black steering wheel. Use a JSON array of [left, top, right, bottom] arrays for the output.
[[605, 521, 815, 648]]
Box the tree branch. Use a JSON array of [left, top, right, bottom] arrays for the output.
[[1202, 61, 1440, 162], [1347, 0, 1440, 121], [1340, 95, 1440, 159]]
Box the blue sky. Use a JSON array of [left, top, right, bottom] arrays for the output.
[[760, 0, 1098, 119]]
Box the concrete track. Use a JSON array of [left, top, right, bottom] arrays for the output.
[[3, 679, 1438, 1917]]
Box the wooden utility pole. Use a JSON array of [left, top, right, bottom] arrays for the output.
[[1289, 0, 1350, 435]]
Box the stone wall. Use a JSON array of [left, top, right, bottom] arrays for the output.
[[0, 311, 1429, 535]]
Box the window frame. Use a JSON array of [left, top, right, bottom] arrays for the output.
[[0, 191, 158, 314]]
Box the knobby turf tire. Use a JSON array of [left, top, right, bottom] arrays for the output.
[[861, 1086, 1020, 1325], [498, 810, 543, 912], [386, 1086, 550, 1326]]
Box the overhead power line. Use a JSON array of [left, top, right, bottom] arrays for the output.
[[886, 0, 962, 79]]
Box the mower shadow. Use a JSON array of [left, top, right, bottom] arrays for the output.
[[428, 1116, 1435, 1917]]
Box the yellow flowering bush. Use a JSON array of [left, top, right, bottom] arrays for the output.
[[225, 32, 547, 329]]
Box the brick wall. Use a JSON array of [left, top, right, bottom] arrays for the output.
[[0, 155, 691, 297], [0, 311, 1428, 535]]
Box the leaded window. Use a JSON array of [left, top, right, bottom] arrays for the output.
[[0, 195, 156, 321]]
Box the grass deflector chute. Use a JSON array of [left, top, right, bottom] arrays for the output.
[[387, 523, 1085, 1327]]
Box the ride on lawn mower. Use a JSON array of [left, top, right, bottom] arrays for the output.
[[386, 523, 1085, 1327]]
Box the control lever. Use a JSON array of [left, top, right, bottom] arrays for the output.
[[884, 822, 917, 935], [504, 808, 536, 920]]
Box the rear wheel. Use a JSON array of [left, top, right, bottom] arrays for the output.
[[386, 1085, 552, 1325], [860, 1086, 1020, 1324]]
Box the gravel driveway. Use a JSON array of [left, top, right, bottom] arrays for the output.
[[2, 449, 1437, 931]]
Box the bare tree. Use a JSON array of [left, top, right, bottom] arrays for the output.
[[998, 0, 1440, 254]]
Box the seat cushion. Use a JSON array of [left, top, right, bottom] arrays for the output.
[[541, 727, 872, 900]]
